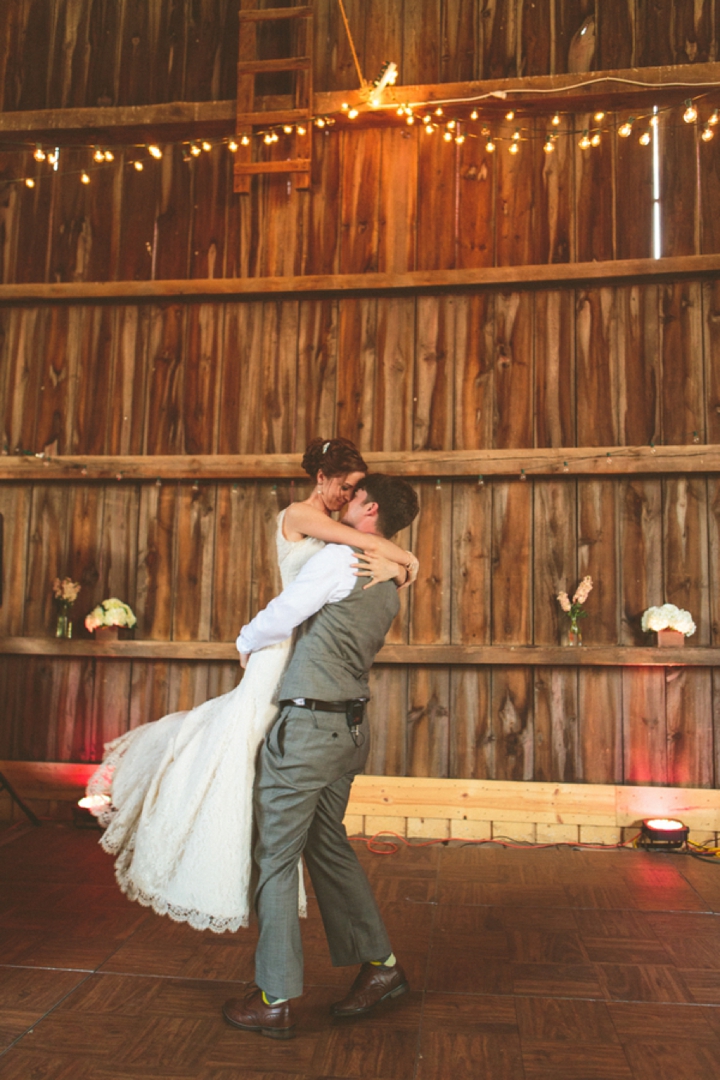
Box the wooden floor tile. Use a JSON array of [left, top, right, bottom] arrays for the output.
[[416, 1031, 525, 1080], [521, 1044, 633, 1079], [597, 964, 693, 1003], [511, 961, 604, 999], [606, 1000, 720, 1042], [425, 948, 513, 995], [574, 909, 661, 940], [506, 930, 587, 964], [515, 996, 618, 1044], [0, 967, 88, 1050], [582, 938, 674, 965], [436, 881, 569, 908], [420, 992, 518, 1033], [0, 1049, 96, 1079], [676, 968, 720, 1005], [622, 1040, 720, 1079]]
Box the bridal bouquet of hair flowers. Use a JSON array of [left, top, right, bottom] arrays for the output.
[[641, 604, 696, 637], [85, 598, 137, 633], [556, 576, 593, 644]]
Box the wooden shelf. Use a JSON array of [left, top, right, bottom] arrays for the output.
[[1, 638, 716, 666], [1, 444, 719, 482]]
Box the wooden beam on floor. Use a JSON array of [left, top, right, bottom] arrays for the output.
[[1, 444, 719, 482], [0, 254, 718, 305]]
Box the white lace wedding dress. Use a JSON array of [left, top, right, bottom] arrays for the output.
[[86, 511, 324, 933]]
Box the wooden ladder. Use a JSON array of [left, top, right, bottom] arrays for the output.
[[234, 1, 314, 193]]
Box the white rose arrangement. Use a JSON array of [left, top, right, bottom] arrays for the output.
[[85, 598, 137, 633], [641, 604, 696, 637]]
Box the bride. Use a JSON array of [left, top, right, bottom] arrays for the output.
[[86, 437, 417, 934]]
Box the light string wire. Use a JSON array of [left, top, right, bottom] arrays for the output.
[[336, 0, 366, 90]]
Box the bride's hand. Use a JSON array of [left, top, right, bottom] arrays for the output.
[[400, 552, 420, 589], [352, 553, 403, 590], [239, 652, 250, 669]]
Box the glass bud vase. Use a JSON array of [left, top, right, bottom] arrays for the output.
[[567, 619, 581, 646], [56, 608, 73, 638]]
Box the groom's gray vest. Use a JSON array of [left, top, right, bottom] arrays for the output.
[[278, 548, 400, 702]]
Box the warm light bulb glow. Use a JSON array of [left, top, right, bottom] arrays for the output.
[[315, 117, 326, 128], [25, 177, 35, 187], [551, 114, 561, 126], [104, 150, 114, 162], [264, 133, 273, 144], [646, 818, 684, 831], [485, 139, 495, 152], [443, 131, 452, 142], [78, 794, 111, 810], [543, 138, 554, 154], [508, 142, 519, 154], [578, 131, 591, 149], [434, 107, 443, 116], [81, 172, 90, 184], [296, 126, 306, 136], [341, 102, 349, 111], [447, 120, 456, 130], [148, 145, 162, 159], [228, 140, 238, 152], [94, 148, 105, 162], [505, 110, 514, 121], [423, 115, 431, 124], [594, 111, 605, 121], [618, 121, 633, 137], [202, 141, 211, 151], [639, 131, 651, 145], [424, 123, 433, 135], [512, 128, 520, 141], [190, 144, 201, 156], [396, 106, 404, 116], [683, 100, 698, 123], [283, 125, 293, 133], [455, 133, 465, 143], [241, 135, 250, 146], [590, 132, 601, 146], [406, 115, 415, 125], [709, 110, 719, 126], [701, 125, 714, 141], [470, 110, 478, 120]]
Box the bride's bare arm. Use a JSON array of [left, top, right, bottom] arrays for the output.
[[284, 501, 413, 567]]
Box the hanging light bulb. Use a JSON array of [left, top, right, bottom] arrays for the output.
[[505, 110, 515, 120], [618, 118, 634, 137], [315, 117, 326, 128], [701, 125, 714, 142], [590, 132, 601, 146], [508, 142, 519, 154], [296, 125, 306, 136], [240, 134, 250, 146], [347, 108, 359, 119], [551, 114, 561, 126], [594, 111, 605, 122], [639, 130, 651, 145], [443, 130, 453, 142], [148, 145, 162, 159], [406, 114, 415, 125], [683, 100, 698, 123], [578, 130, 591, 149], [228, 139, 239, 152], [33, 145, 46, 162], [512, 128, 520, 141], [104, 149, 114, 162], [709, 110, 719, 126], [543, 136, 555, 154], [485, 138, 496, 152], [341, 102, 349, 111], [133, 160, 144, 170], [93, 147, 105, 162], [25, 177, 35, 188], [283, 125, 293, 133], [434, 107, 443, 116], [470, 110, 478, 120], [422, 115, 431, 125], [263, 133, 273, 144], [201, 141, 211, 152], [446, 119, 456, 130], [455, 133, 465, 143], [424, 122, 434, 135], [81, 172, 90, 184], [190, 143, 202, 156]]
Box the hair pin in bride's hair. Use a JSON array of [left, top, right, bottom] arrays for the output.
[[322, 441, 330, 454]]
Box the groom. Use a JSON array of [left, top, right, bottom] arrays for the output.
[[223, 473, 419, 1039]]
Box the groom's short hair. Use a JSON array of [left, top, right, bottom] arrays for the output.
[[356, 474, 419, 539]]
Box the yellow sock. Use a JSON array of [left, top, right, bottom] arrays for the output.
[[370, 952, 396, 967], [262, 990, 288, 1005]]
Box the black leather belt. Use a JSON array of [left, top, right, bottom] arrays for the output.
[[280, 698, 360, 714]]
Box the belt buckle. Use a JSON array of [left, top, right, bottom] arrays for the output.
[[292, 697, 306, 707]]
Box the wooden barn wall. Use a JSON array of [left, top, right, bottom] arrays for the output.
[[2, 110, 720, 286], [0, 0, 718, 113], [0, 283, 719, 786]]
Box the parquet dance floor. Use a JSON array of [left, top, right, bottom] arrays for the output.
[[1, 824, 720, 1079]]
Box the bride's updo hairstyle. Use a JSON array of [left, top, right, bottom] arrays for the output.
[[301, 437, 367, 480]]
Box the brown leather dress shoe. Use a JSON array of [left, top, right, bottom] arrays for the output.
[[223, 985, 296, 1039], [331, 961, 409, 1018]]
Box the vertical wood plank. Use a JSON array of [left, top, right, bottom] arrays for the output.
[[457, 130, 494, 269], [106, 305, 149, 455], [578, 668, 623, 783], [189, 148, 232, 279], [99, 483, 140, 613], [261, 300, 299, 454], [1, 307, 44, 454], [407, 667, 450, 778], [35, 306, 71, 453], [24, 484, 70, 635], [172, 482, 215, 642], [576, 287, 618, 446], [250, 482, 286, 617], [533, 480, 577, 645], [536, 115, 574, 264], [615, 109, 652, 260], [494, 290, 533, 448], [401, 0, 442, 83], [534, 667, 580, 782], [217, 300, 264, 455], [710, 478, 720, 648], [378, 127, 417, 274], [212, 481, 256, 641], [450, 667, 493, 778], [135, 481, 177, 639], [0, 483, 32, 636], [295, 299, 338, 449], [534, 289, 575, 448], [659, 281, 704, 443], [153, 146, 194, 281], [336, 297, 377, 453], [409, 479, 453, 646], [491, 481, 532, 645], [491, 667, 533, 781], [66, 483, 104, 635], [574, 111, 615, 263], [453, 291, 495, 450], [451, 480, 492, 645], [617, 284, 660, 446], [414, 295, 455, 452], [305, 125, 341, 276], [373, 296, 414, 452], [367, 667, 408, 777], [703, 280, 720, 444], [660, 110, 698, 258], [577, 480, 619, 644], [495, 118, 535, 266], [619, 478, 663, 645], [184, 303, 224, 455], [663, 477, 710, 644], [144, 302, 185, 454], [339, 127, 382, 275], [415, 128, 456, 272], [665, 668, 713, 787], [622, 668, 666, 785], [70, 306, 115, 454]]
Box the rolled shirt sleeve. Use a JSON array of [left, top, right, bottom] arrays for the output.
[[236, 543, 357, 655]]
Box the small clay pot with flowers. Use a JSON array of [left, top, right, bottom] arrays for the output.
[[85, 599, 137, 641]]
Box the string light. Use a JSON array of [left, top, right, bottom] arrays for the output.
[[578, 130, 591, 149], [201, 141, 212, 151], [133, 160, 144, 170], [505, 110, 515, 120], [618, 118, 634, 137], [93, 147, 105, 162], [512, 128, 520, 141], [485, 138, 496, 152], [396, 106, 404, 116], [434, 107, 443, 116], [551, 114, 561, 126], [24, 178, 35, 188], [148, 145, 162, 159], [470, 110, 478, 120], [508, 141, 519, 154], [701, 125, 714, 141], [639, 130, 651, 145], [443, 130, 453, 142], [33, 146, 46, 162], [228, 139, 238, 152], [455, 133, 465, 143], [190, 143, 201, 156], [594, 111, 605, 121], [283, 125, 293, 133], [406, 114, 415, 125], [341, 102, 349, 111], [543, 136, 554, 153], [424, 124, 434, 135], [240, 135, 250, 146], [422, 115, 431, 125], [683, 100, 698, 123], [446, 120, 456, 130], [263, 133, 273, 144], [296, 125, 306, 136], [81, 171, 90, 184], [709, 110, 719, 126], [590, 132, 601, 146], [103, 150, 114, 162], [315, 117, 326, 128]]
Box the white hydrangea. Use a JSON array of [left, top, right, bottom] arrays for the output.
[[641, 604, 696, 637], [85, 598, 137, 632]]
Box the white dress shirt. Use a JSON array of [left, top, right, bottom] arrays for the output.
[[236, 543, 358, 655]]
